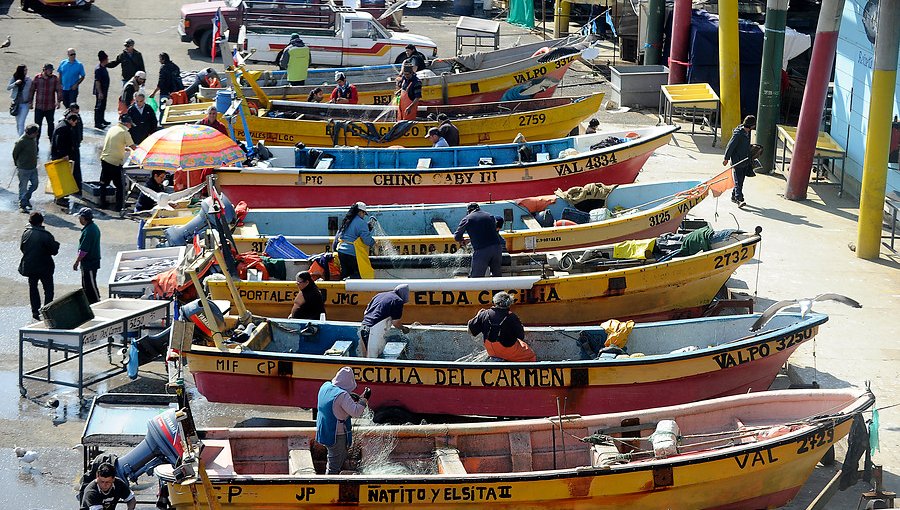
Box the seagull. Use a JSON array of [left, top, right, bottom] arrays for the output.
[[15, 447, 39, 464], [751, 293, 862, 332], [0, 36, 10, 49], [131, 181, 206, 211]]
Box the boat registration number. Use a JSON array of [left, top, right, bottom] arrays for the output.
[[796, 425, 835, 454], [713, 247, 751, 269]]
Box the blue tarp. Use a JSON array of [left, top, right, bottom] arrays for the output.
[[685, 10, 764, 116]]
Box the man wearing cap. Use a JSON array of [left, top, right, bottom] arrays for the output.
[[279, 34, 310, 86], [332, 201, 375, 279], [120, 71, 146, 114], [107, 38, 146, 85], [723, 114, 756, 208], [359, 284, 410, 358], [467, 291, 536, 362], [329, 73, 358, 104], [93, 51, 111, 129], [197, 105, 228, 135], [425, 127, 448, 147], [396, 62, 421, 121], [126, 91, 158, 144], [58, 48, 85, 108], [436, 113, 459, 147], [394, 44, 426, 71], [99, 115, 137, 213], [73, 208, 102, 304], [27, 63, 62, 143], [454, 202, 505, 278]]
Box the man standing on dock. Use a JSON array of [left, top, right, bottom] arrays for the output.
[[73, 207, 102, 304], [454, 202, 505, 277], [20, 212, 59, 321], [316, 366, 369, 474]]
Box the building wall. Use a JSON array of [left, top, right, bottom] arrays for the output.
[[832, 0, 900, 198]]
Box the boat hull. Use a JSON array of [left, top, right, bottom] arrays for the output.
[[208, 235, 761, 323], [186, 316, 823, 416], [215, 124, 672, 209]]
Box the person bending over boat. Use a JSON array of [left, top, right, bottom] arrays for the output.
[[359, 284, 410, 358], [316, 366, 369, 474], [396, 62, 421, 121], [330, 73, 358, 105], [468, 291, 536, 362], [290, 270, 326, 320], [454, 202, 505, 277], [333, 202, 376, 279]]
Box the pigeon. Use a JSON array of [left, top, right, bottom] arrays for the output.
[[751, 293, 862, 332], [131, 181, 206, 211], [0, 36, 10, 49], [15, 447, 39, 464]]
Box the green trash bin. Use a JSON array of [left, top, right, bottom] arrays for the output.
[[40, 289, 95, 329]]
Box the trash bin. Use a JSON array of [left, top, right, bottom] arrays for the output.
[[40, 289, 95, 329]]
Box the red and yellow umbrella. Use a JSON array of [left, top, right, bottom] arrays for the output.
[[132, 125, 245, 171]]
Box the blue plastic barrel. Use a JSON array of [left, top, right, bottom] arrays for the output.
[[215, 89, 235, 113]]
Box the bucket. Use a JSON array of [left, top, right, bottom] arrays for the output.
[[215, 89, 235, 114]]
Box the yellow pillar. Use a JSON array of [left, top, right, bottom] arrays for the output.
[[856, 0, 900, 259], [718, 0, 741, 146], [553, 0, 571, 38]]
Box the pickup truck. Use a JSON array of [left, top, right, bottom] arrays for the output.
[[238, 5, 436, 67], [179, 0, 389, 57]]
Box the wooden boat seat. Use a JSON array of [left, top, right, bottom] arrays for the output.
[[478, 157, 494, 166], [416, 158, 432, 169], [521, 215, 542, 230], [435, 448, 467, 474], [315, 157, 334, 170], [536, 152, 550, 162], [432, 219, 454, 236], [324, 340, 354, 356], [201, 439, 238, 476], [288, 437, 317, 475], [242, 322, 272, 351], [381, 341, 407, 360]]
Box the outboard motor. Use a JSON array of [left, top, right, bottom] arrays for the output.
[[164, 194, 235, 246], [116, 409, 184, 482]]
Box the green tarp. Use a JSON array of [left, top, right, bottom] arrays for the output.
[[507, 0, 534, 28]]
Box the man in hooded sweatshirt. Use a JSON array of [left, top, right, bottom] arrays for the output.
[[316, 366, 368, 474], [359, 284, 410, 358]]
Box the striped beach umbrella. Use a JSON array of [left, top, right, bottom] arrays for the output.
[[132, 125, 244, 171]]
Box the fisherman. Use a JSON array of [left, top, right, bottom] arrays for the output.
[[394, 43, 426, 71], [134, 170, 166, 212], [723, 115, 756, 208], [73, 207, 102, 304], [80, 462, 136, 510], [425, 127, 448, 147], [196, 105, 228, 135], [359, 284, 410, 358], [316, 366, 369, 474], [585, 118, 600, 134], [454, 202, 504, 277], [289, 270, 326, 320], [332, 202, 375, 280], [329, 72, 358, 104], [279, 34, 310, 86], [436, 113, 459, 146], [467, 291, 536, 362], [396, 62, 421, 121]]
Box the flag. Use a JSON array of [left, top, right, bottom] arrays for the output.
[[605, 9, 617, 38], [705, 167, 735, 198], [232, 46, 240, 67], [211, 7, 223, 61]]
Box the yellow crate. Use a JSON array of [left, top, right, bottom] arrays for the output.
[[44, 158, 79, 198]]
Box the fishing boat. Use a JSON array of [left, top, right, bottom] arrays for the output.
[[206, 229, 761, 323], [156, 388, 874, 508], [184, 312, 825, 418], [162, 93, 605, 147], [206, 125, 676, 208], [199, 36, 597, 105], [154, 177, 705, 255]]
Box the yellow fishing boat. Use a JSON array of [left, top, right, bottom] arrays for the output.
[[156, 389, 874, 509], [206, 230, 761, 324], [162, 93, 604, 147]]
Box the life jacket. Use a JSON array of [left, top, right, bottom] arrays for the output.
[[316, 382, 352, 447]]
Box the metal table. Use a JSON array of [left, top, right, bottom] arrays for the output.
[[455, 16, 500, 54], [19, 299, 171, 404], [776, 124, 847, 196], [659, 83, 720, 146]]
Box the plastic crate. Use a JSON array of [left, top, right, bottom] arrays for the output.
[[265, 235, 309, 259], [40, 289, 95, 329], [81, 181, 117, 206], [44, 158, 79, 198]]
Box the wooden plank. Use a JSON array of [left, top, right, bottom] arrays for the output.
[[435, 448, 467, 474], [288, 437, 316, 475], [432, 219, 453, 236], [805, 469, 843, 510], [521, 215, 542, 230], [509, 432, 533, 472]]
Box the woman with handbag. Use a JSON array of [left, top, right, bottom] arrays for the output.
[[7, 64, 33, 136]]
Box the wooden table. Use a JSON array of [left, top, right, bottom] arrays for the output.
[[776, 125, 847, 196], [659, 83, 720, 146]]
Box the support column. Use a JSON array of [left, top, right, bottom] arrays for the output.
[[644, 0, 665, 65], [857, 0, 900, 259], [755, 0, 789, 174], [718, 0, 741, 145], [785, 0, 844, 199], [668, 0, 692, 84], [553, 0, 571, 38]]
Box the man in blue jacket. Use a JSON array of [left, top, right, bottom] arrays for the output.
[[454, 202, 505, 277], [316, 366, 369, 474]]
